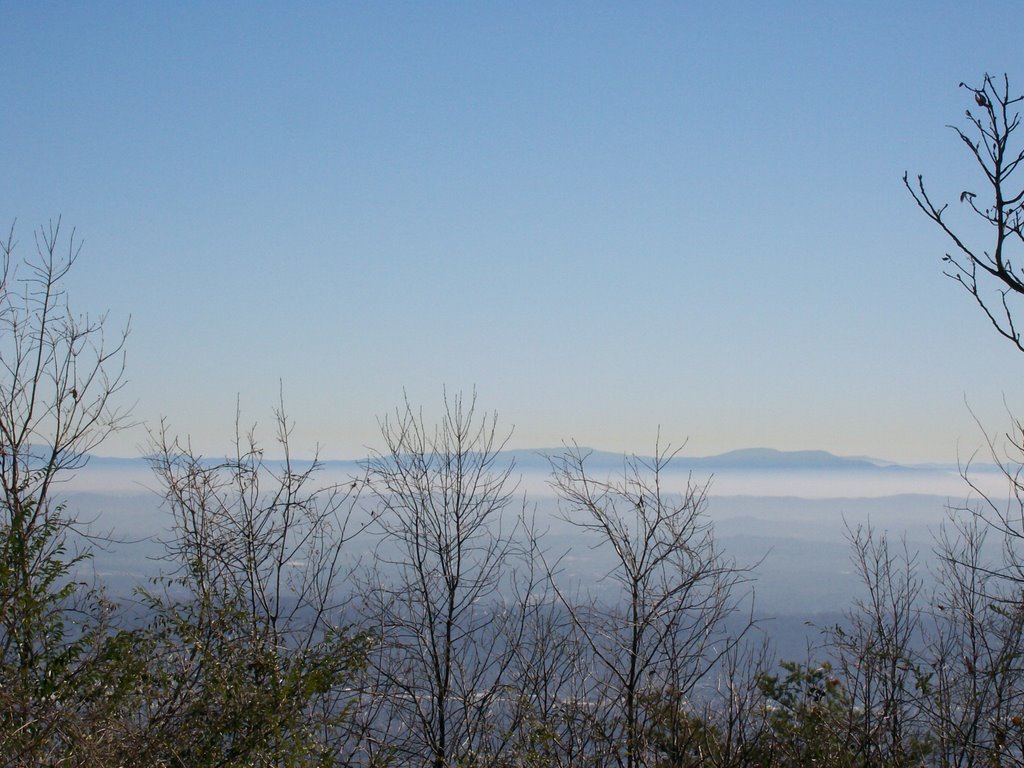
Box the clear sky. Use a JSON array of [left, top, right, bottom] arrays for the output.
[[3, 1, 1023, 463]]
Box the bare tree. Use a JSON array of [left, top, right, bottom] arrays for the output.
[[0, 220, 134, 764], [138, 402, 368, 766], [905, 74, 1024, 351], [914, 416, 1024, 768], [925, 508, 1024, 768], [356, 392, 537, 768], [697, 637, 777, 768], [499, 530, 604, 768], [639, 633, 774, 768], [829, 523, 931, 767], [905, 75, 1024, 767], [548, 440, 750, 768], [502, 595, 593, 768]]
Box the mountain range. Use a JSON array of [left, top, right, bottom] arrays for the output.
[[83, 446, 974, 475]]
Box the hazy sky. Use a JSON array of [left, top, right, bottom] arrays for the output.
[[3, 2, 1023, 463]]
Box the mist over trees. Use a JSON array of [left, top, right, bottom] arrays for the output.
[[4, 74, 1024, 766]]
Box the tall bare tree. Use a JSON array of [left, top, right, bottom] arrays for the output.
[[925, 508, 1024, 768], [548, 441, 750, 768], [0, 220, 134, 764], [830, 524, 930, 767], [138, 403, 368, 766], [356, 392, 537, 768], [906, 75, 1024, 766]]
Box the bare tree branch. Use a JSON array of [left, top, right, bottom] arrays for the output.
[[906, 74, 1024, 352]]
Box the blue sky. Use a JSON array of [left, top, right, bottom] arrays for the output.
[[3, 1, 1023, 462]]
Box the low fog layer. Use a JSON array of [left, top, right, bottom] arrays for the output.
[[66, 450, 1003, 661]]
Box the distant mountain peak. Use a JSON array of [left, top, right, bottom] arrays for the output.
[[504, 446, 898, 473], [691, 448, 884, 471]]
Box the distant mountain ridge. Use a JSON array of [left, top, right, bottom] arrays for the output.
[[504, 447, 918, 473], [70, 446, 1006, 500], [678, 447, 900, 471], [82, 446, 964, 475]]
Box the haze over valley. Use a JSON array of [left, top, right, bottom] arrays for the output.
[[72, 445, 997, 660]]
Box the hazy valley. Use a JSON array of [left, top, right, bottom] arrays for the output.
[[70, 447, 994, 661]]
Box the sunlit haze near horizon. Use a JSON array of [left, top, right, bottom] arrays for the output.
[[3, 2, 1024, 464]]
